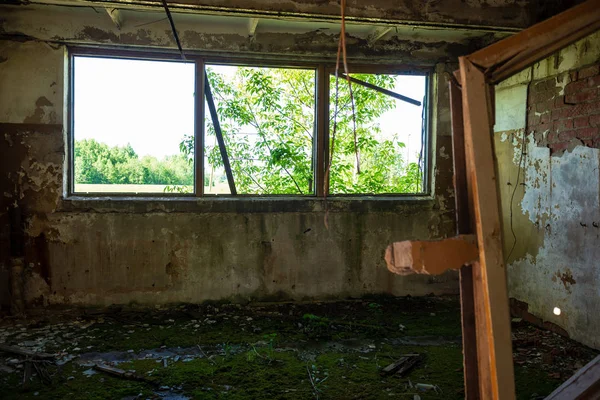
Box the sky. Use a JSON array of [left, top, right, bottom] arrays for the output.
[[73, 56, 425, 163]]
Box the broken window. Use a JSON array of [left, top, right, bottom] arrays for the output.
[[69, 50, 430, 198], [328, 72, 427, 195], [71, 55, 196, 194]]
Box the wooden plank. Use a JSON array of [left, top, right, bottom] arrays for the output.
[[316, 65, 328, 197], [459, 56, 515, 400], [0, 344, 55, 360], [204, 74, 237, 195], [449, 81, 470, 235], [385, 235, 478, 276], [380, 354, 421, 376], [466, 0, 600, 83], [546, 355, 600, 399], [195, 59, 204, 196], [449, 79, 480, 400]]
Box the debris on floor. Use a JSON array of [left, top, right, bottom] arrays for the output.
[[0, 296, 596, 399]]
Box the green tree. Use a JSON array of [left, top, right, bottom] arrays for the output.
[[194, 66, 423, 195]]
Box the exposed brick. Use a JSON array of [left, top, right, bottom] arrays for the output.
[[579, 64, 600, 80], [540, 113, 551, 125], [551, 142, 570, 154], [546, 131, 559, 143], [558, 129, 577, 141], [535, 100, 554, 114], [533, 90, 557, 104], [574, 126, 599, 139], [565, 79, 589, 95], [583, 139, 594, 147], [533, 79, 552, 92], [528, 113, 540, 127], [554, 95, 567, 108], [561, 102, 600, 118], [552, 108, 563, 120], [570, 71, 578, 81], [588, 75, 600, 88], [553, 119, 573, 132], [565, 89, 598, 104], [574, 116, 589, 128], [591, 115, 600, 126]]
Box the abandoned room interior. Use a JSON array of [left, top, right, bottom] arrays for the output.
[[2, 0, 600, 398]]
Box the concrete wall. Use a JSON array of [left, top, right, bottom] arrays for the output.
[[0, 5, 462, 307], [494, 31, 600, 349]]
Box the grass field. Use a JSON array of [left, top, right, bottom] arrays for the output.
[[74, 184, 193, 194]]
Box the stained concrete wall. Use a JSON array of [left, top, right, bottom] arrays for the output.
[[495, 31, 600, 349], [0, 5, 462, 307]]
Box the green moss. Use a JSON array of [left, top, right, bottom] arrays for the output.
[[0, 296, 581, 399]]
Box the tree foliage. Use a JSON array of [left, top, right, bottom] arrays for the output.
[[199, 66, 423, 195]]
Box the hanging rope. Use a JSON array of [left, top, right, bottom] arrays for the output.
[[324, 0, 357, 229]]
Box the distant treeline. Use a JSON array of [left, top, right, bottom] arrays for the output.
[[74, 139, 193, 185]]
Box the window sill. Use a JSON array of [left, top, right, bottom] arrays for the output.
[[58, 195, 436, 214]]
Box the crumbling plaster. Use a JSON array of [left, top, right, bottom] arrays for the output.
[[0, 4, 510, 66], [0, 12, 459, 307], [495, 31, 600, 349], [16, 0, 583, 31]]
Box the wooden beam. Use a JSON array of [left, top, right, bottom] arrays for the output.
[[385, 235, 478, 276], [367, 26, 393, 45], [105, 7, 123, 29], [204, 75, 237, 195], [449, 79, 480, 400], [248, 18, 259, 37], [459, 56, 515, 400], [466, 0, 600, 83], [545, 355, 600, 399]]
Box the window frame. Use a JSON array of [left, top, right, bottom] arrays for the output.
[[67, 47, 432, 199]]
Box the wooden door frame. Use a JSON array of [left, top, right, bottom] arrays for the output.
[[451, 1, 600, 398]]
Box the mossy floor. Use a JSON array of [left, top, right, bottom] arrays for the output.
[[0, 296, 596, 399]]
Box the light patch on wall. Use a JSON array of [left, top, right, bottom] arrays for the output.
[[494, 84, 528, 132], [521, 134, 551, 225]]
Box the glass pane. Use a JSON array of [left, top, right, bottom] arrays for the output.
[[73, 56, 195, 194], [204, 65, 316, 195], [328, 73, 426, 194]]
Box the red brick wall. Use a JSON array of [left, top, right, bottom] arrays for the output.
[[528, 63, 600, 154]]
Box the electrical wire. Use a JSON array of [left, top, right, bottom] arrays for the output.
[[505, 130, 526, 263]]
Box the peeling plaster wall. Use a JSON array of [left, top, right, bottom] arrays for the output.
[[0, 4, 510, 66], [0, 10, 460, 306], [495, 31, 600, 349]]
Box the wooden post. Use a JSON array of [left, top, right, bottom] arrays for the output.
[[449, 79, 480, 400], [459, 57, 515, 400]]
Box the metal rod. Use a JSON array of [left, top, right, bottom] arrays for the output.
[[339, 73, 421, 106], [204, 74, 237, 195], [161, 0, 185, 60]]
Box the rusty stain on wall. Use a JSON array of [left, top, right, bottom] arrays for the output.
[[552, 268, 577, 293]]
